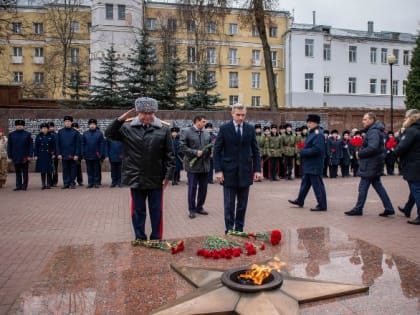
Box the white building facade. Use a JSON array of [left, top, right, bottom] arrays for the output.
[[90, 0, 142, 85], [284, 22, 416, 109]]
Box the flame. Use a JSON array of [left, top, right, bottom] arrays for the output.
[[239, 257, 286, 285]]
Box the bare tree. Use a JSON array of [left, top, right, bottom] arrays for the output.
[[241, 0, 278, 111], [45, 0, 84, 97]]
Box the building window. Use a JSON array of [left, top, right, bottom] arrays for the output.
[[105, 4, 113, 19], [380, 79, 387, 94], [207, 21, 216, 34], [251, 96, 261, 107], [305, 73, 314, 91], [167, 18, 177, 32], [251, 25, 259, 37], [251, 50, 261, 66], [186, 20, 196, 32], [208, 71, 216, 83], [70, 72, 79, 87], [369, 79, 377, 94], [392, 80, 398, 95], [169, 45, 177, 58], [271, 51, 278, 67], [403, 50, 410, 65], [207, 47, 216, 64], [146, 18, 157, 30], [324, 76, 330, 93], [370, 47, 377, 64], [87, 22, 92, 32], [349, 46, 357, 63], [70, 21, 80, 33], [229, 72, 238, 88], [348, 77, 356, 94], [33, 23, 43, 34], [269, 26, 278, 37], [13, 72, 23, 83], [34, 47, 43, 57], [118, 5, 125, 20], [34, 72, 44, 84], [251, 72, 260, 89], [228, 48, 238, 65], [13, 47, 22, 57], [305, 39, 314, 57], [229, 95, 238, 106], [12, 22, 22, 34], [70, 48, 80, 64], [403, 80, 407, 95], [381, 48, 388, 64], [393, 49, 399, 64], [323, 44, 331, 61], [228, 23, 238, 35], [187, 46, 196, 63], [187, 71, 196, 86]]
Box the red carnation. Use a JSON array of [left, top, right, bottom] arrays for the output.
[[270, 230, 282, 245], [296, 142, 305, 149], [386, 138, 397, 150], [350, 136, 363, 148], [260, 243, 265, 250]]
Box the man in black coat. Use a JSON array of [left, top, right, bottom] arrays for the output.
[[394, 109, 420, 225], [105, 97, 175, 240], [345, 112, 395, 217], [289, 114, 327, 211], [213, 103, 261, 233]]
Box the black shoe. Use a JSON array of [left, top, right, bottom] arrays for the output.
[[118, 184, 123, 188], [78, 183, 84, 186], [196, 209, 209, 215], [62, 186, 69, 189], [171, 181, 178, 185], [288, 199, 303, 207], [42, 186, 47, 190], [379, 210, 395, 217], [398, 206, 410, 218], [310, 206, 327, 211], [94, 185, 99, 188], [86, 185, 93, 189], [13, 188, 22, 191], [46, 186, 51, 189], [110, 184, 116, 188], [208, 181, 214, 184], [407, 217, 420, 225], [345, 210, 363, 216], [189, 212, 196, 219], [70, 185, 76, 189]]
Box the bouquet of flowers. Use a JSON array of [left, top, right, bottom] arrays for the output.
[[131, 239, 185, 255], [296, 142, 305, 150], [196, 235, 243, 259], [385, 137, 397, 150], [189, 143, 214, 167], [228, 229, 282, 246], [350, 136, 363, 148]]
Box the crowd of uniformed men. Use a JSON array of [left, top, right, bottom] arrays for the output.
[[1, 116, 402, 191]]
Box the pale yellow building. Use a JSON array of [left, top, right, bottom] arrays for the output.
[[145, 2, 290, 108], [0, 1, 91, 99]]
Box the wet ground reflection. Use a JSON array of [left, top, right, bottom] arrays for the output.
[[12, 227, 420, 314]]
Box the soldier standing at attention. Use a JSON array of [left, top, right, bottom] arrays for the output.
[[57, 116, 80, 189], [282, 123, 297, 180], [7, 120, 33, 191], [83, 119, 104, 188], [34, 123, 55, 189], [48, 122, 59, 187]]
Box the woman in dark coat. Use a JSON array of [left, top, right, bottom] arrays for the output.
[[34, 123, 55, 189]]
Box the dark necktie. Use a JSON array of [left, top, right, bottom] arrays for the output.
[[236, 124, 241, 138]]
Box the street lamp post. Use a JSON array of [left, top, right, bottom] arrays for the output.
[[387, 54, 396, 132]]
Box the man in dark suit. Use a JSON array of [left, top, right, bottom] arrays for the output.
[[213, 103, 261, 233]]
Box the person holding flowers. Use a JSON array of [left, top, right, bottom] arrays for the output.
[[180, 115, 212, 219]]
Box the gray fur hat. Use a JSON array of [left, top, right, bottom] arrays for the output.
[[134, 97, 158, 113]]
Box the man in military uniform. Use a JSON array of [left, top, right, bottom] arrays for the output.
[[281, 123, 296, 180], [57, 116, 80, 189], [340, 130, 352, 177], [48, 122, 59, 187], [328, 129, 343, 178], [82, 119, 104, 188], [254, 124, 264, 182], [289, 114, 327, 211], [7, 120, 33, 191], [261, 126, 271, 179], [323, 130, 330, 177], [71, 122, 84, 186], [268, 124, 281, 181]]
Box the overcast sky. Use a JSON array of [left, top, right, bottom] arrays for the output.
[[277, 0, 419, 34]]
